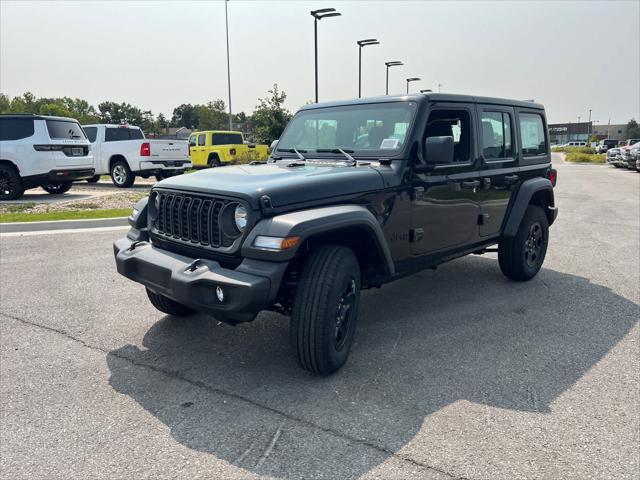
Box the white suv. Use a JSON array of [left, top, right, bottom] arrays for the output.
[[0, 114, 94, 200]]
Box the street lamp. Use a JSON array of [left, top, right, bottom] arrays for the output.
[[587, 109, 592, 143], [577, 116, 581, 142], [311, 8, 342, 103], [224, 0, 232, 130], [385, 61, 402, 95], [357, 39, 379, 98], [406, 77, 420, 94]]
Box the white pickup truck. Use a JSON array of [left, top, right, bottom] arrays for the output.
[[82, 124, 191, 187]]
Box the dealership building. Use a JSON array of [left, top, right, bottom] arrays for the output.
[[547, 122, 627, 145]]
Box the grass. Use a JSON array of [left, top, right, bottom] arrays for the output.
[[2, 202, 36, 213], [551, 146, 596, 154], [564, 152, 606, 164], [0, 208, 130, 223]]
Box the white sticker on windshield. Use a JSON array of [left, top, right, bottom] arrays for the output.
[[380, 138, 399, 149]]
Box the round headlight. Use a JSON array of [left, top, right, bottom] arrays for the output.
[[234, 204, 248, 232]]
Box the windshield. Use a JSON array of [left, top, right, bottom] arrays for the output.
[[276, 102, 417, 158]]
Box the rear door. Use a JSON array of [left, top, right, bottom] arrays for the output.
[[476, 105, 518, 237], [411, 102, 481, 255]]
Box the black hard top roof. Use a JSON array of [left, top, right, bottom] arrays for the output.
[[300, 93, 544, 111]]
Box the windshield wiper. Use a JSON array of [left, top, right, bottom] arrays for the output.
[[277, 148, 307, 161], [316, 148, 356, 166]]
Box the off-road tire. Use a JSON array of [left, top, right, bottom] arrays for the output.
[[146, 288, 196, 316], [110, 160, 135, 188], [208, 155, 221, 168], [290, 245, 361, 375], [86, 175, 101, 183], [42, 182, 73, 195], [499, 205, 549, 281], [0, 164, 25, 200]]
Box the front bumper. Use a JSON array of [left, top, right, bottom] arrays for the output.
[[113, 237, 287, 323]]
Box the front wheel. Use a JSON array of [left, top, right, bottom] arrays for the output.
[[499, 205, 549, 281], [146, 288, 196, 316], [0, 164, 25, 200], [290, 245, 361, 375], [110, 160, 135, 188], [41, 182, 72, 195]]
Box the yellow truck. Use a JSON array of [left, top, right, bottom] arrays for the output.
[[188, 130, 269, 168]]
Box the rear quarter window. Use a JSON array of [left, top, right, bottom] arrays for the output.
[[0, 118, 35, 141], [46, 120, 86, 140]]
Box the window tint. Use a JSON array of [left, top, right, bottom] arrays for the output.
[[481, 111, 513, 159], [424, 109, 472, 163], [83, 127, 97, 143], [212, 133, 243, 145], [46, 120, 86, 140], [105, 128, 131, 142], [189, 135, 197, 146], [198, 134, 206, 146], [0, 118, 34, 141], [129, 128, 144, 140], [519, 113, 546, 156]]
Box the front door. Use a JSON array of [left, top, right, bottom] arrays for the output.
[[411, 104, 481, 255], [475, 105, 518, 237]]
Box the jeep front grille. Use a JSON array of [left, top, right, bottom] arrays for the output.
[[152, 191, 230, 248]]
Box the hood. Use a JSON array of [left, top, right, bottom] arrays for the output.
[[156, 162, 385, 209]]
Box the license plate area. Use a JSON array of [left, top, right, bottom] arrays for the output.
[[71, 147, 84, 156]]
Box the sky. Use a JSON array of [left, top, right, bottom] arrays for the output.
[[1, 0, 639, 125]]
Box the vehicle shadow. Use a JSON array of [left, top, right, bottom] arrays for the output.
[[106, 256, 638, 479]]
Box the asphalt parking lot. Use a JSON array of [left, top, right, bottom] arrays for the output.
[[1, 155, 638, 479]]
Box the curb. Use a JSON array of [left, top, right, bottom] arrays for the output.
[[0, 216, 129, 234]]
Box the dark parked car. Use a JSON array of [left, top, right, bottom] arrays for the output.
[[114, 93, 558, 374]]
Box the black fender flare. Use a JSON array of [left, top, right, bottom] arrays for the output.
[[241, 204, 395, 275], [502, 177, 555, 237]]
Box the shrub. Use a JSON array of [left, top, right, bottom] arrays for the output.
[[551, 146, 595, 154], [564, 152, 606, 163]]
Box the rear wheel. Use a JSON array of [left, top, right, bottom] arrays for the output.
[[499, 205, 549, 281], [146, 288, 196, 316], [86, 175, 101, 183], [42, 182, 72, 195], [110, 160, 134, 188], [290, 245, 361, 375], [0, 164, 25, 200], [208, 155, 221, 168]]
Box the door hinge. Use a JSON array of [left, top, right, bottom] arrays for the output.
[[409, 228, 424, 242]]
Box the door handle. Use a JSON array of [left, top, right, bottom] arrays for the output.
[[504, 174, 519, 184], [461, 180, 480, 189]]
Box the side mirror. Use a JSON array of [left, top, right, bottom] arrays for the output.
[[269, 139, 279, 153], [424, 136, 454, 164]]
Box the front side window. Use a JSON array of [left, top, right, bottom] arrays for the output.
[[105, 128, 131, 142], [0, 118, 34, 141], [189, 135, 196, 146], [481, 111, 513, 159], [424, 109, 472, 163], [46, 120, 86, 140], [519, 113, 546, 156], [212, 133, 243, 145], [198, 134, 206, 146], [83, 127, 97, 143], [277, 102, 417, 158]]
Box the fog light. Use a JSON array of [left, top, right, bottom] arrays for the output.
[[216, 286, 225, 302]]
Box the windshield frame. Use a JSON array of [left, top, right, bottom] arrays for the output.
[[275, 100, 418, 160]]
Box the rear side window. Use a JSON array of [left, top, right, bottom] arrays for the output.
[[519, 113, 546, 156], [129, 128, 144, 140], [212, 133, 243, 145], [481, 112, 513, 159], [83, 127, 97, 143], [105, 128, 131, 142], [189, 135, 196, 146], [46, 120, 86, 140], [0, 118, 34, 141], [198, 134, 206, 146]]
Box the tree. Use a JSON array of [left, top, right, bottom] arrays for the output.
[[624, 119, 640, 140], [195, 100, 228, 130], [98, 101, 148, 126], [171, 104, 198, 129], [250, 84, 292, 144]]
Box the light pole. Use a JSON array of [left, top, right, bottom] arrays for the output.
[[311, 8, 341, 103], [438, 83, 443, 93], [385, 61, 402, 95], [406, 77, 420, 94], [224, 0, 232, 130], [587, 109, 592, 144], [577, 116, 581, 142], [357, 39, 379, 98]]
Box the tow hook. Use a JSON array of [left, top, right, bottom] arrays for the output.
[[185, 259, 204, 272], [127, 241, 146, 252]]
